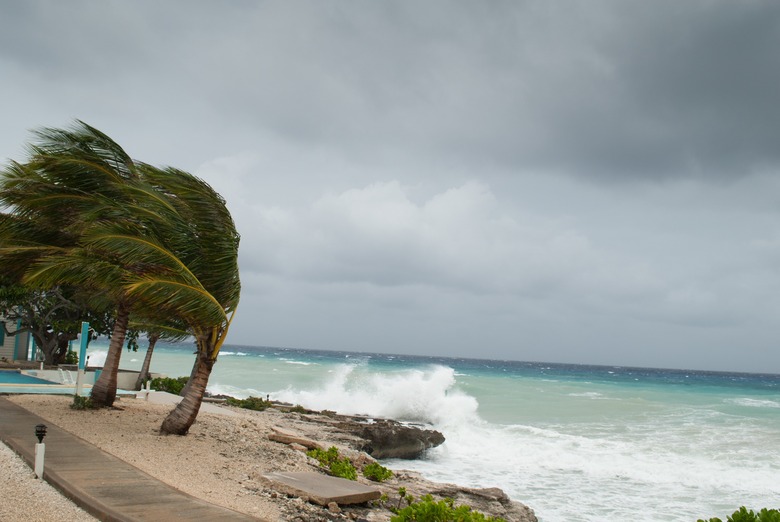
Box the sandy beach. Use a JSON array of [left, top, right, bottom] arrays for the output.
[[0, 394, 535, 522]]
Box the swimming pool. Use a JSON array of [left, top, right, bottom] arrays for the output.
[[0, 369, 135, 396], [0, 370, 58, 385]]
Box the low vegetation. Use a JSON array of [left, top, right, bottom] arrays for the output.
[[70, 395, 95, 410], [224, 396, 272, 411], [150, 376, 189, 395], [391, 494, 506, 522], [285, 404, 309, 414], [306, 446, 358, 480], [363, 461, 394, 482], [699, 507, 780, 522]]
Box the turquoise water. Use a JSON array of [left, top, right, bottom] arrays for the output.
[[0, 370, 57, 385], [88, 342, 780, 521]]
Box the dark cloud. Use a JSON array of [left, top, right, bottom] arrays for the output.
[[3, 1, 777, 181], [1, 1, 779, 371]]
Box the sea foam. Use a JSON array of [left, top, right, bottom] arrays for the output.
[[725, 397, 780, 408], [271, 364, 479, 426]]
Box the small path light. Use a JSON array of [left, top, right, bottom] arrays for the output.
[[34, 424, 47, 478], [35, 424, 47, 443]]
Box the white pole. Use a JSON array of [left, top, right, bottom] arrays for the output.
[[75, 369, 84, 396], [34, 443, 45, 478]]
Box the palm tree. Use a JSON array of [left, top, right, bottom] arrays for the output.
[[0, 123, 154, 406], [135, 332, 161, 390], [136, 166, 240, 435], [130, 319, 190, 391], [1, 122, 241, 421]]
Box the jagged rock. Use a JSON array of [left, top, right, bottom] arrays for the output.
[[428, 484, 537, 522], [268, 426, 322, 450], [340, 419, 445, 459], [261, 410, 534, 520], [268, 407, 445, 460]]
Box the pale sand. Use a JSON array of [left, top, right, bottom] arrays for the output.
[[3, 394, 412, 521]]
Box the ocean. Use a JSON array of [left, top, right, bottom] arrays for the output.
[[87, 341, 780, 522]]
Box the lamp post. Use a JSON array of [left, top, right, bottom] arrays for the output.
[[34, 424, 47, 478]]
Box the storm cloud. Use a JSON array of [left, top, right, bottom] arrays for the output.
[[2, 1, 779, 371]]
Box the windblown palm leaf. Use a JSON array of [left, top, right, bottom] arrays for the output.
[[140, 165, 241, 311], [2, 121, 241, 423]]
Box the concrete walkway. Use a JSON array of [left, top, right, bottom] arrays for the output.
[[0, 397, 262, 522]]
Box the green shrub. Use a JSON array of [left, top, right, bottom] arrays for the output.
[[306, 446, 357, 481], [286, 404, 309, 414], [391, 494, 505, 522], [224, 396, 272, 411], [699, 507, 780, 522], [150, 376, 189, 395], [363, 462, 393, 482], [307, 446, 340, 467], [70, 395, 95, 410], [330, 457, 358, 480], [64, 351, 79, 365]]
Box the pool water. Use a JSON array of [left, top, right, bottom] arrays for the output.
[[0, 370, 58, 385]]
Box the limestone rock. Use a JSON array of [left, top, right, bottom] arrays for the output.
[[428, 483, 537, 522], [268, 426, 321, 450], [341, 419, 446, 459]]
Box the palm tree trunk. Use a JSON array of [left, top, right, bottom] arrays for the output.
[[134, 333, 160, 390], [159, 348, 214, 435], [179, 350, 199, 397], [90, 302, 130, 407]]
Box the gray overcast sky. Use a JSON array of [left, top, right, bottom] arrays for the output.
[[2, 1, 780, 372]]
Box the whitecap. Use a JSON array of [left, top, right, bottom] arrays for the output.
[[207, 382, 264, 399], [568, 392, 604, 398], [725, 398, 780, 409], [271, 364, 479, 427]]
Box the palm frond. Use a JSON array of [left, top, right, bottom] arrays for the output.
[[125, 278, 227, 326], [2, 121, 241, 350]]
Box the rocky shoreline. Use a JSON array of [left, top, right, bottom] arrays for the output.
[[261, 402, 447, 459], [4, 394, 536, 521]]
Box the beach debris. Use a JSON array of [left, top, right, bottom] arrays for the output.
[[268, 426, 322, 450], [262, 471, 381, 506]]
